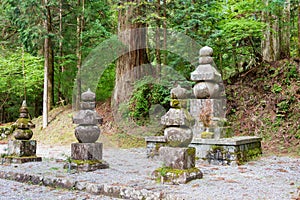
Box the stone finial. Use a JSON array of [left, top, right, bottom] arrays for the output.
[[81, 88, 95, 102], [199, 46, 213, 56]]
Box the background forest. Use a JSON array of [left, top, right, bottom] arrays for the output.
[[0, 0, 299, 153]]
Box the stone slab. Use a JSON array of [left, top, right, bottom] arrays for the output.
[[159, 147, 196, 169], [146, 136, 262, 165], [152, 168, 203, 184], [7, 140, 37, 157], [71, 143, 103, 160], [3, 156, 42, 164], [64, 160, 109, 172]]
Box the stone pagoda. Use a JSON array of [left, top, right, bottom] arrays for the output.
[[152, 85, 202, 184], [4, 100, 42, 164], [190, 46, 227, 139], [70, 89, 108, 172]]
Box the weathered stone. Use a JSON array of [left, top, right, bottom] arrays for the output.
[[81, 88, 96, 102], [3, 156, 42, 164], [73, 110, 102, 125], [12, 100, 35, 140], [170, 85, 187, 99], [159, 147, 196, 169], [13, 129, 33, 140], [86, 183, 104, 195], [164, 127, 193, 147], [80, 101, 96, 110], [190, 64, 221, 81], [199, 46, 213, 56], [152, 168, 203, 185], [75, 125, 100, 143], [199, 56, 213, 64], [71, 142, 103, 160], [193, 82, 220, 98], [161, 108, 194, 127], [7, 140, 37, 156]]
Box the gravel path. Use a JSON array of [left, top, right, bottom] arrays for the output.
[[0, 144, 299, 200]]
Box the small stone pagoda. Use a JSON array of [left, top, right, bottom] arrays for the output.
[[70, 89, 108, 172], [152, 86, 202, 184], [4, 100, 42, 164]]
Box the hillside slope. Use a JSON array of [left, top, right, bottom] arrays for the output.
[[226, 59, 300, 156]]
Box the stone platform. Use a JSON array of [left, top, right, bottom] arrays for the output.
[[3, 140, 42, 164], [146, 136, 262, 165], [69, 142, 109, 172]]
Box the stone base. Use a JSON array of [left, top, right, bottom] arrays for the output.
[[2, 156, 42, 164], [71, 142, 103, 160], [8, 140, 37, 157], [190, 136, 262, 165], [159, 147, 196, 169], [64, 160, 109, 172], [146, 136, 262, 165], [69, 142, 108, 172], [152, 167, 203, 184]]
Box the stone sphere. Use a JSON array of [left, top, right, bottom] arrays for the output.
[[75, 125, 100, 143], [13, 129, 33, 140], [170, 85, 187, 99], [199, 46, 213, 56], [164, 127, 193, 147], [193, 82, 219, 98]]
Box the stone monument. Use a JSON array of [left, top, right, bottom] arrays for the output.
[[152, 86, 203, 184], [4, 100, 42, 164], [69, 89, 108, 172], [146, 46, 262, 165]]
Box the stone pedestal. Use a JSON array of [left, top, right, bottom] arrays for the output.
[[159, 147, 195, 169], [69, 142, 108, 172], [71, 143, 103, 160], [189, 136, 262, 165], [152, 147, 203, 184], [4, 140, 42, 164]]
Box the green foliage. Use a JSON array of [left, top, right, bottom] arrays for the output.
[[128, 77, 170, 124], [0, 48, 43, 121], [96, 63, 116, 101]]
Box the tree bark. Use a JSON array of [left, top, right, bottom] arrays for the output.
[[75, 0, 85, 110], [43, 0, 49, 128], [113, 0, 151, 111], [298, 2, 300, 57], [280, 0, 290, 59], [156, 0, 161, 77]]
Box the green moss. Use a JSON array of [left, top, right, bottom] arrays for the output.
[[4, 155, 39, 159], [156, 166, 200, 181], [71, 159, 105, 165], [187, 147, 195, 156], [201, 132, 214, 139]]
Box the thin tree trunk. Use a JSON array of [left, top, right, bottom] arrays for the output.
[[43, 0, 49, 128], [298, 2, 300, 57], [163, 0, 167, 65], [75, 0, 84, 110], [156, 0, 161, 77], [58, 0, 63, 103]]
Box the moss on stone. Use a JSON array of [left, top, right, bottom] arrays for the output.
[[71, 159, 105, 165], [187, 147, 195, 156], [201, 132, 214, 139]]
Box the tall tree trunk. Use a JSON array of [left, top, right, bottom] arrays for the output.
[[280, 0, 290, 59], [75, 0, 85, 110], [156, 0, 161, 77], [298, 2, 300, 57], [113, 0, 151, 112], [163, 0, 167, 65], [58, 0, 63, 103], [43, 0, 50, 128]]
